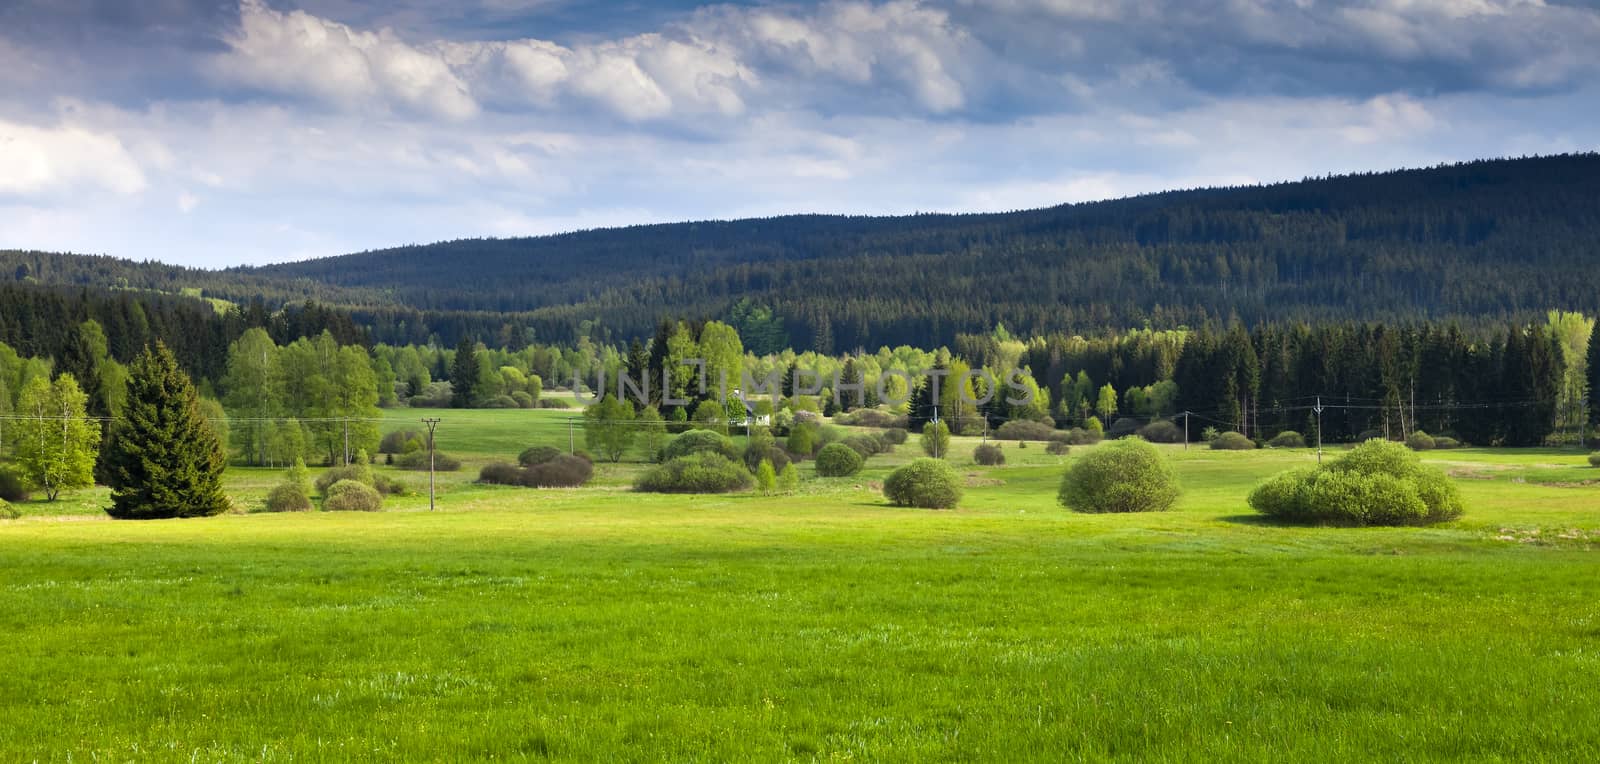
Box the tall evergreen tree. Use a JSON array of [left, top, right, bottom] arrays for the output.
[[450, 338, 479, 408], [104, 342, 229, 519], [1589, 323, 1600, 431]]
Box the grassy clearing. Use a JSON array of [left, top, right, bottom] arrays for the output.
[[3, 410, 1600, 760]]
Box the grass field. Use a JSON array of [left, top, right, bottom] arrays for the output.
[[3, 408, 1599, 760]]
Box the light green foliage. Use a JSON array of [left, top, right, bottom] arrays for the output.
[[883, 457, 963, 509], [786, 422, 818, 457], [777, 461, 800, 491], [323, 479, 383, 512], [583, 394, 637, 462], [755, 459, 777, 494], [973, 442, 1004, 466], [13, 374, 99, 501], [1210, 431, 1256, 450], [634, 453, 753, 494], [1085, 416, 1105, 441], [1059, 438, 1180, 514], [814, 442, 864, 477], [919, 420, 950, 458], [1095, 383, 1118, 420], [662, 429, 737, 461], [1249, 439, 1463, 525], [1406, 431, 1436, 451], [1268, 431, 1307, 448], [222, 328, 280, 466]]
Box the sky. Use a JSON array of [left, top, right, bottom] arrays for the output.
[[1, 0, 1598, 267]]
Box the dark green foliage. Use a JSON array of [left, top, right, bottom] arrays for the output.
[[0, 465, 30, 502], [518, 445, 563, 466], [839, 409, 907, 428], [523, 455, 593, 488], [841, 434, 888, 458], [314, 464, 372, 495], [973, 443, 1005, 466], [883, 458, 963, 509], [264, 483, 314, 512], [1268, 431, 1307, 448], [741, 439, 791, 475], [1406, 431, 1436, 451], [1589, 452, 1600, 468], [1137, 420, 1184, 443], [1059, 438, 1180, 514], [104, 342, 230, 520], [663, 429, 739, 461], [1045, 441, 1071, 455], [1248, 439, 1463, 525], [479, 462, 524, 485], [634, 453, 753, 494], [994, 420, 1057, 441], [814, 443, 864, 477], [379, 430, 421, 454], [394, 450, 461, 471], [1210, 432, 1256, 450], [1108, 418, 1143, 439], [324, 479, 383, 512], [450, 338, 478, 408], [881, 428, 909, 445]]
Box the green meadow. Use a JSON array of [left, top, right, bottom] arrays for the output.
[[3, 408, 1599, 760]]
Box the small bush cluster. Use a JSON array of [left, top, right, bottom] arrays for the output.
[[1061, 427, 1102, 446], [1268, 431, 1307, 449], [815, 442, 865, 477], [1137, 420, 1184, 443], [1058, 438, 1180, 514], [1433, 436, 1461, 449], [1248, 439, 1463, 526], [536, 398, 571, 409], [973, 443, 1005, 465], [842, 433, 894, 458], [1405, 431, 1436, 451], [665, 429, 740, 461], [635, 453, 754, 493], [881, 428, 909, 445], [378, 430, 424, 454], [324, 479, 383, 512], [479, 455, 593, 488], [1045, 440, 1071, 455], [839, 408, 908, 429], [518, 445, 563, 466], [313, 454, 407, 497], [264, 483, 314, 512], [0, 464, 31, 502], [883, 458, 963, 509], [995, 420, 1057, 441], [394, 450, 462, 472], [1209, 431, 1256, 450]]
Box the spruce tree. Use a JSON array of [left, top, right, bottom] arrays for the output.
[[104, 342, 230, 519], [450, 338, 479, 408], [1589, 325, 1600, 431]]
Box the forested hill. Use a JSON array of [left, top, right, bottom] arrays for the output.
[[6, 153, 1600, 350]]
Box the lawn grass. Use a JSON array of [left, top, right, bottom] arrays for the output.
[[3, 413, 1600, 760]]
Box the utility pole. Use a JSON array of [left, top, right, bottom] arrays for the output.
[[1314, 397, 1325, 464], [343, 418, 351, 466], [568, 418, 575, 454], [1181, 411, 1189, 450], [422, 418, 440, 511]]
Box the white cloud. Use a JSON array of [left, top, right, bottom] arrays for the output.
[[0, 117, 147, 196]]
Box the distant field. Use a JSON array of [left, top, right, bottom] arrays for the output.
[[3, 413, 1600, 760]]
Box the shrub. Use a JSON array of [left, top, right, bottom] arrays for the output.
[[755, 459, 777, 493], [815, 443, 865, 477], [1137, 420, 1184, 443], [1355, 429, 1384, 444], [995, 420, 1057, 441], [1058, 438, 1180, 514], [973, 443, 1005, 466], [394, 450, 462, 471], [518, 445, 563, 466], [743, 443, 792, 474], [842, 434, 887, 458], [665, 429, 740, 461], [324, 480, 383, 511], [840, 408, 907, 429], [1433, 436, 1461, 449], [786, 425, 818, 458], [524, 455, 594, 488], [1108, 417, 1143, 439], [511, 391, 535, 408], [1589, 452, 1600, 468], [315, 463, 372, 495], [379, 430, 421, 454], [1061, 428, 1097, 446], [920, 421, 951, 458], [264, 483, 314, 512], [1405, 430, 1436, 451], [1045, 441, 1071, 455], [1209, 431, 1256, 450], [1084, 417, 1105, 441], [883, 458, 963, 509], [536, 398, 571, 409], [1268, 431, 1307, 449], [635, 453, 753, 494], [777, 462, 800, 492], [0, 499, 19, 520], [1248, 439, 1463, 526], [0, 464, 31, 502], [882, 428, 909, 445], [479, 461, 525, 485]]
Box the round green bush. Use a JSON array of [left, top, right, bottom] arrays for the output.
[[394, 450, 461, 471], [0, 464, 31, 502], [883, 458, 963, 509], [635, 453, 753, 494], [378, 430, 421, 454], [815, 442, 865, 477], [324, 479, 383, 512], [1405, 430, 1436, 451], [919, 421, 951, 458], [1107, 417, 1143, 439], [479, 461, 525, 485], [1589, 452, 1600, 468], [973, 443, 1005, 466], [881, 428, 909, 445], [663, 429, 740, 461], [523, 455, 593, 488], [995, 420, 1057, 441], [1248, 439, 1463, 526], [264, 483, 313, 512], [518, 445, 563, 466], [1045, 440, 1070, 456], [1137, 420, 1184, 443], [1433, 436, 1461, 449], [0, 499, 18, 520], [1058, 438, 1180, 514], [1209, 431, 1256, 450], [314, 463, 372, 495], [1268, 431, 1307, 449]]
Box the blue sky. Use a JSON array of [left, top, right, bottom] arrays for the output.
[[2, 0, 1598, 266]]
